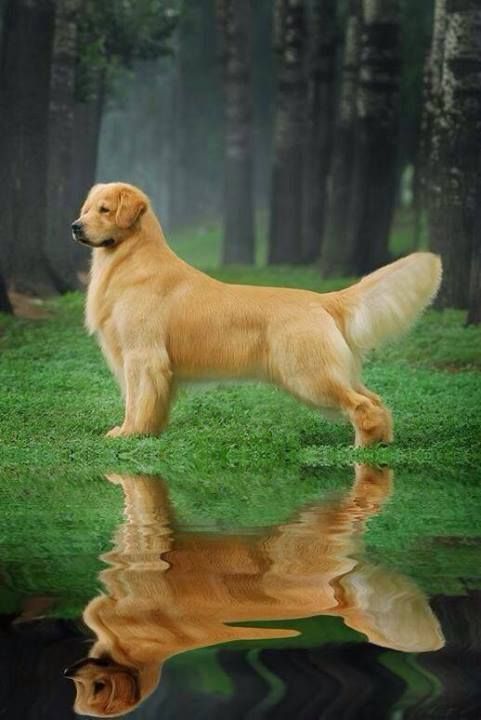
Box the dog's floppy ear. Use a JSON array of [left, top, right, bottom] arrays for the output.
[[116, 188, 147, 229]]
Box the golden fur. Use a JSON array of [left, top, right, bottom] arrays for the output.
[[73, 182, 442, 445], [65, 466, 444, 717]]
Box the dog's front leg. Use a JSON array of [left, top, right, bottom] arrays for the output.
[[106, 349, 173, 438]]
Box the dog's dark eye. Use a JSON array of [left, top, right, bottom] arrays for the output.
[[93, 681, 106, 695], [99, 206, 109, 214]]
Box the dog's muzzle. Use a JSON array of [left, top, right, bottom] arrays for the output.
[[71, 221, 88, 245], [71, 222, 115, 248], [64, 656, 115, 678]]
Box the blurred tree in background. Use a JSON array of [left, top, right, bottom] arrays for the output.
[[348, 0, 401, 275], [0, 0, 56, 295], [0, 0, 178, 296], [268, 0, 308, 264], [46, 0, 84, 292], [302, 0, 336, 264], [217, 0, 255, 264], [424, 0, 481, 319], [0, 0, 479, 323], [322, 0, 361, 277]]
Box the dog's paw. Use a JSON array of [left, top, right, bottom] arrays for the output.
[[105, 426, 124, 438]]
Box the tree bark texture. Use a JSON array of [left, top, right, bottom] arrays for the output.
[[302, 0, 337, 263], [217, 0, 255, 264], [467, 215, 481, 324], [45, 0, 84, 292], [349, 0, 402, 275], [0, 0, 56, 294], [268, 0, 307, 264], [322, 0, 361, 276], [429, 0, 481, 310], [420, 0, 446, 219], [0, 271, 12, 313]]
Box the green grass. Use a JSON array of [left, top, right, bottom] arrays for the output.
[[1, 284, 480, 473], [0, 263, 480, 614]]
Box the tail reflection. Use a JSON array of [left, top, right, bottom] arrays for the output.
[[67, 465, 444, 717]]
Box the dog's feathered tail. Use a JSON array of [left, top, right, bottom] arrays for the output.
[[342, 252, 442, 353]]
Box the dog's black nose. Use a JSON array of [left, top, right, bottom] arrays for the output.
[[71, 221, 82, 232]]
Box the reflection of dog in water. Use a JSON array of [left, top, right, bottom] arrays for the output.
[[65, 466, 444, 717]]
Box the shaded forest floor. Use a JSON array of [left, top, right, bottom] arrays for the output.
[[0, 264, 480, 613]]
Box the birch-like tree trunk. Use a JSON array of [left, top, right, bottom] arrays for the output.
[[349, 0, 402, 274], [321, 0, 361, 276], [217, 0, 255, 264], [429, 2, 481, 310], [0, 0, 56, 294], [302, 0, 336, 263], [268, 0, 307, 264], [45, 0, 83, 292]]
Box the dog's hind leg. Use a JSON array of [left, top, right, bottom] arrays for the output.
[[331, 386, 393, 448], [283, 373, 392, 447], [106, 348, 173, 438], [354, 382, 383, 407], [271, 318, 393, 447]]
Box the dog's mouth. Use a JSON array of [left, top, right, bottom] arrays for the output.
[[64, 656, 141, 698], [64, 656, 115, 677], [72, 232, 116, 249]]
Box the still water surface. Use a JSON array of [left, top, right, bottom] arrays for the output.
[[0, 464, 480, 719]]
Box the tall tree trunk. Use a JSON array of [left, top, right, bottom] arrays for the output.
[[467, 226, 481, 324], [349, 0, 402, 275], [268, 0, 307, 265], [420, 1, 446, 232], [0, 272, 12, 314], [429, 1, 481, 310], [425, 0, 447, 303], [0, 0, 56, 294], [0, 0, 8, 53], [302, 0, 336, 263], [414, 49, 432, 247], [466, 80, 481, 325], [45, 0, 83, 293], [321, 0, 361, 276], [217, 0, 255, 265]]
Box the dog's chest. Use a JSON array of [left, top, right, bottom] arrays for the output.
[[85, 267, 115, 334]]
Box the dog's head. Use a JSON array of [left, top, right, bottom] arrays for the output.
[[72, 183, 148, 249], [64, 655, 161, 717]]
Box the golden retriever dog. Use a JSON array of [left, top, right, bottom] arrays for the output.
[[72, 182, 442, 445], [65, 466, 444, 717]]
